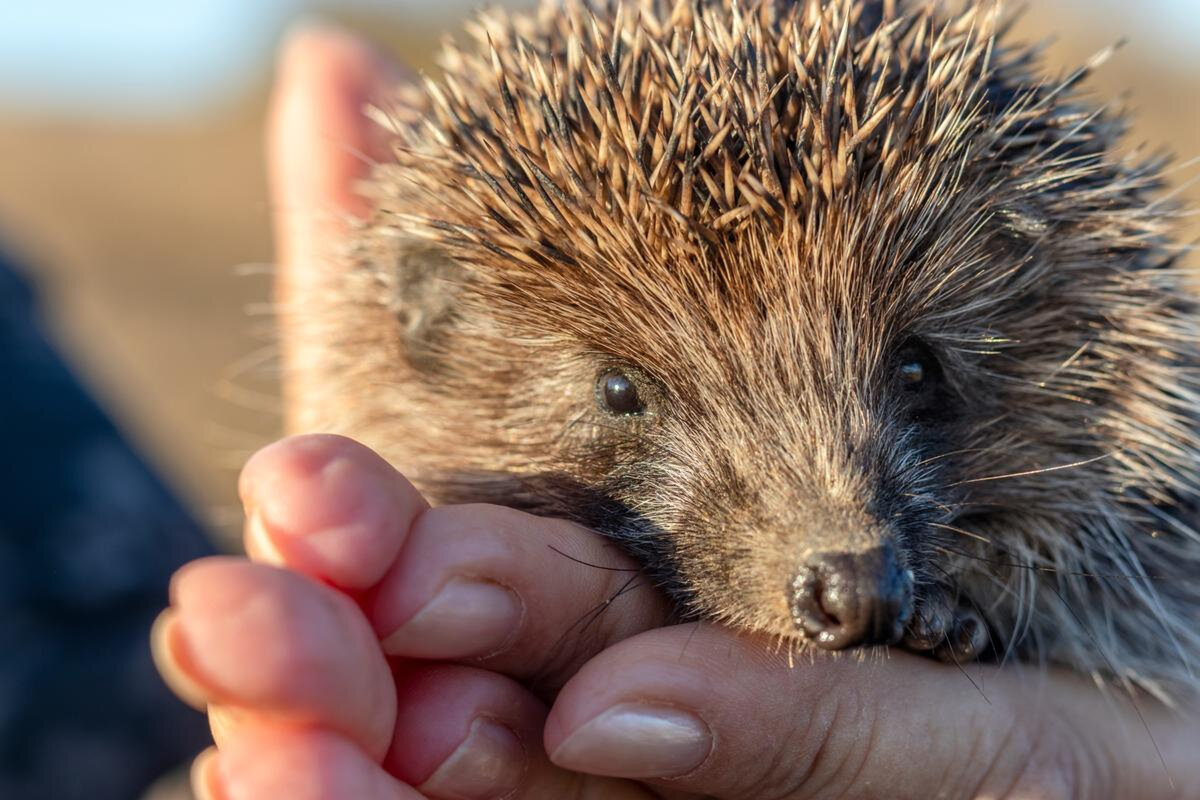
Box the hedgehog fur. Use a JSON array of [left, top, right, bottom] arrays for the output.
[[296, 0, 1200, 703]]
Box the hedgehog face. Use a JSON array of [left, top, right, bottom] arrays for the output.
[[332, 194, 1188, 673], [589, 333, 973, 650], [578, 333, 959, 653], [313, 0, 1200, 697], [384, 214, 1025, 660]]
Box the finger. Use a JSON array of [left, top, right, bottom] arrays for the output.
[[151, 557, 395, 760], [388, 663, 654, 800], [203, 725, 425, 800], [190, 747, 223, 800], [369, 503, 670, 689], [544, 624, 1198, 799], [269, 21, 398, 226], [267, 23, 407, 432], [239, 433, 428, 590]]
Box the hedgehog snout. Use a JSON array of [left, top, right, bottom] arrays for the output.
[[789, 541, 915, 649]]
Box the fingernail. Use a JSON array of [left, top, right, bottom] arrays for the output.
[[208, 705, 251, 748], [243, 438, 405, 587], [381, 579, 522, 659], [191, 747, 224, 800], [419, 718, 525, 800], [551, 704, 712, 779], [150, 610, 209, 711], [244, 510, 286, 567]]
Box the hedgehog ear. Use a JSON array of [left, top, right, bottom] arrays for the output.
[[391, 247, 469, 373]]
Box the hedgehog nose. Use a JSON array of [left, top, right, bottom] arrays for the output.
[[790, 543, 914, 649]]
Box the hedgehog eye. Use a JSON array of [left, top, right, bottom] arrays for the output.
[[597, 370, 645, 416], [898, 359, 926, 386], [894, 339, 940, 392]]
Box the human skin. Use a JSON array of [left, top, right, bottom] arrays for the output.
[[150, 24, 1200, 800]]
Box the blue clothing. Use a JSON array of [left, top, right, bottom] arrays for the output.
[[0, 253, 213, 800]]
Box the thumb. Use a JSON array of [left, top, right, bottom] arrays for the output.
[[544, 624, 1197, 799], [267, 22, 408, 433]]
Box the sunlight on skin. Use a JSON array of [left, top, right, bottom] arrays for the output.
[[153, 430, 1199, 799]]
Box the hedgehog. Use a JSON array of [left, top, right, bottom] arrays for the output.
[[292, 0, 1200, 703]]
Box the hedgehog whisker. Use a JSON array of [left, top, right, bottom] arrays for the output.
[[935, 543, 1176, 584], [1047, 585, 1172, 785], [531, 570, 645, 691], [949, 452, 1117, 487], [930, 521, 991, 544], [546, 543, 639, 572], [914, 447, 987, 467]]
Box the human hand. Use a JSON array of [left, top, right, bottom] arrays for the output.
[[149, 22, 1200, 800], [154, 432, 1198, 799]]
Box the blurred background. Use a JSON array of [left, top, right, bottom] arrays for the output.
[[3, 0, 1198, 545], [0, 1, 1195, 799]]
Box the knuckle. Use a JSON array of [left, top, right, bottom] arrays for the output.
[[747, 682, 871, 800], [408, 504, 524, 567], [411, 502, 492, 540], [1001, 713, 1111, 800]]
